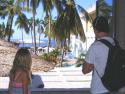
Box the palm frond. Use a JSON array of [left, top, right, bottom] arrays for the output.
[[52, 0, 64, 14], [15, 13, 29, 34], [98, 0, 112, 17], [41, 0, 53, 15], [77, 5, 93, 23]]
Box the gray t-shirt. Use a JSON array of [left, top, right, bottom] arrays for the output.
[[85, 36, 114, 94]]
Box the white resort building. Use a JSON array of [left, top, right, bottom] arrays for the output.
[[70, 4, 96, 58]]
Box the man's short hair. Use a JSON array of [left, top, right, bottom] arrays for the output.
[[93, 16, 109, 33]]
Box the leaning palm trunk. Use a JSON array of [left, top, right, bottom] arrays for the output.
[[85, 21, 88, 52], [30, 27, 34, 47], [33, 14, 37, 54], [60, 39, 66, 67], [47, 37, 51, 53], [47, 15, 51, 53], [21, 29, 24, 47], [60, 48, 64, 67], [39, 33, 42, 46], [7, 15, 14, 42]]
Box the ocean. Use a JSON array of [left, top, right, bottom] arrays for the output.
[[11, 39, 57, 48], [11, 39, 77, 60]]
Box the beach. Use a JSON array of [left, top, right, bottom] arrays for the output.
[[0, 39, 78, 77], [0, 39, 55, 77]]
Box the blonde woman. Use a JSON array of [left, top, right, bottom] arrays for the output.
[[8, 48, 32, 94]]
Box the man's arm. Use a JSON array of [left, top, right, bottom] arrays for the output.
[[82, 62, 94, 74]]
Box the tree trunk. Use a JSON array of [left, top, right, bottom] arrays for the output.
[[30, 26, 34, 47], [39, 33, 41, 46], [6, 15, 14, 42], [47, 15, 51, 53], [60, 39, 66, 67], [85, 20, 88, 52], [21, 29, 24, 47], [47, 37, 51, 53], [33, 14, 37, 54]]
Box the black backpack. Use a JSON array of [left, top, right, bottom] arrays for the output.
[[96, 39, 125, 91]]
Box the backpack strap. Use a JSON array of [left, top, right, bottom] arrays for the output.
[[94, 67, 102, 78], [98, 39, 114, 48]]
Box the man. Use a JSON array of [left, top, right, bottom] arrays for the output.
[[82, 16, 115, 94]]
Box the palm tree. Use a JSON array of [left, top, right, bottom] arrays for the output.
[[24, 0, 86, 49], [37, 0, 64, 53], [77, 5, 93, 51], [55, 0, 85, 41], [39, 0, 54, 53], [78, 5, 93, 29], [30, 0, 39, 55], [43, 18, 66, 66], [43, 16, 53, 53], [44, 17, 56, 41], [0, 0, 25, 42], [53, 0, 86, 66], [0, 0, 15, 41], [23, 0, 86, 55], [6, 0, 23, 42], [15, 13, 29, 46], [0, 0, 15, 40], [35, 19, 44, 46], [25, 0, 54, 53]]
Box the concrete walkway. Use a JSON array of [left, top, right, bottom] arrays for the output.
[[0, 67, 92, 94], [34, 67, 91, 88]]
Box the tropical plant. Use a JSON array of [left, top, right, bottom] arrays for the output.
[[41, 48, 60, 65], [30, 0, 39, 54], [76, 53, 85, 67]]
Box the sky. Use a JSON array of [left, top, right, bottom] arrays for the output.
[[12, 0, 97, 40], [0, 0, 112, 41]]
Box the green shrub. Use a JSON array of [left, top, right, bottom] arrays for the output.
[[76, 53, 85, 67], [41, 49, 60, 64]]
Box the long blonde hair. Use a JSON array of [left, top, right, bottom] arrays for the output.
[[9, 48, 32, 83]]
